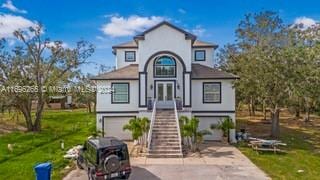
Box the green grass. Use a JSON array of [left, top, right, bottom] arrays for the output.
[[0, 110, 95, 180], [237, 125, 320, 180]]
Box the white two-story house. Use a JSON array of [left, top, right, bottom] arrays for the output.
[[92, 22, 238, 155]]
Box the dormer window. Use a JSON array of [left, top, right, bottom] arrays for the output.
[[154, 56, 176, 77], [125, 51, 136, 62], [195, 50, 206, 61]]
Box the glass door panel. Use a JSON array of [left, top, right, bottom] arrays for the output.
[[157, 84, 164, 101], [166, 83, 173, 101]]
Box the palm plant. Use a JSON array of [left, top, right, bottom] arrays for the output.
[[179, 116, 211, 152], [123, 117, 150, 150], [139, 117, 150, 148], [210, 116, 235, 142]]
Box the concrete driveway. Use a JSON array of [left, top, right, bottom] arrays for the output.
[[64, 142, 269, 180]]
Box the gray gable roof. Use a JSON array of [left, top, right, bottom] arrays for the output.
[[112, 41, 138, 49], [112, 21, 218, 49], [91, 64, 238, 80], [191, 64, 239, 79], [90, 64, 139, 80], [193, 40, 218, 49], [134, 21, 197, 41]]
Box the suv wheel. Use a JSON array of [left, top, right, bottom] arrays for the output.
[[121, 174, 130, 179], [104, 155, 120, 172]]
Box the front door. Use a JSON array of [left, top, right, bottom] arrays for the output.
[[156, 81, 174, 108]]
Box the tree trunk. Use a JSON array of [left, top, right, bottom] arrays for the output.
[[305, 107, 310, 122], [271, 108, 280, 138], [262, 100, 267, 121], [295, 108, 300, 118], [93, 102, 96, 113], [251, 97, 256, 116], [19, 102, 33, 131], [88, 102, 92, 113], [248, 103, 252, 116], [33, 101, 45, 131]]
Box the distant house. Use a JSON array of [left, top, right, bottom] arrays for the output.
[[47, 95, 72, 109], [91, 21, 238, 157]]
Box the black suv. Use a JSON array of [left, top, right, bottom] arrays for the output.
[[77, 137, 131, 180]]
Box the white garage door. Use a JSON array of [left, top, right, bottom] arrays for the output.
[[198, 117, 223, 141], [104, 117, 132, 140]]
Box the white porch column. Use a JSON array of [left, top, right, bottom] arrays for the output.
[[139, 72, 147, 107], [183, 72, 191, 107]]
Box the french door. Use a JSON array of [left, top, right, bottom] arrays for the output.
[[156, 81, 174, 108]]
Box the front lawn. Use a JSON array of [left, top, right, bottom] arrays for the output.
[[236, 110, 320, 179], [0, 110, 95, 180]]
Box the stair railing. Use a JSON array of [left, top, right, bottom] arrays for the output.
[[173, 99, 182, 153], [147, 99, 157, 152]]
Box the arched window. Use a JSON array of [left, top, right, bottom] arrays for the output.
[[154, 56, 176, 77]]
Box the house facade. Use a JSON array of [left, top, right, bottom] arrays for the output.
[[92, 22, 238, 145]]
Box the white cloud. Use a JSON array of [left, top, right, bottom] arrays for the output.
[[46, 41, 68, 48], [294, 17, 317, 29], [101, 15, 164, 37], [178, 8, 186, 14], [0, 14, 36, 38], [1, 0, 27, 14], [192, 25, 206, 36], [103, 13, 119, 18], [95, 35, 105, 41]]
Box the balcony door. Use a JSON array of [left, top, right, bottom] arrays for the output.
[[156, 81, 174, 108]]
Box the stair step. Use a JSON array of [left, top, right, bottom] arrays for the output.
[[151, 143, 180, 147], [155, 121, 175, 122], [153, 122, 177, 126], [149, 149, 181, 154], [151, 145, 180, 149], [152, 128, 177, 131], [153, 126, 177, 129], [151, 139, 180, 143], [151, 132, 178, 135], [147, 153, 183, 158], [152, 136, 179, 140]]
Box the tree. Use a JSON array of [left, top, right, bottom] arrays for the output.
[[286, 24, 320, 122], [0, 24, 94, 131], [219, 11, 290, 138], [72, 73, 96, 113], [219, 11, 320, 138]]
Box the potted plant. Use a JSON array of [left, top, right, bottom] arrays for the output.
[[210, 116, 235, 143], [176, 97, 182, 110], [147, 97, 153, 110]]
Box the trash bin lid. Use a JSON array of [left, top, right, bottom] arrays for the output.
[[35, 162, 52, 170]]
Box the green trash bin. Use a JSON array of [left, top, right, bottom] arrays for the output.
[[34, 162, 52, 180]]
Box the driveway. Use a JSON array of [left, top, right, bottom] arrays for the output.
[[64, 142, 269, 180]]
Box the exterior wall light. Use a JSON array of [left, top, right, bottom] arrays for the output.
[[177, 83, 180, 90], [150, 84, 153, 90]]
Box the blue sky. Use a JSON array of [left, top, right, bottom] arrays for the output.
[[0, 0, 320, 74]]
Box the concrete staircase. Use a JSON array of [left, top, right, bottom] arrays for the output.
[[147, 109, 183, 158]]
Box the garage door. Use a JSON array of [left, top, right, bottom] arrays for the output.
[[197, 117, 223, 141], [103, 117, 132, 140]]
